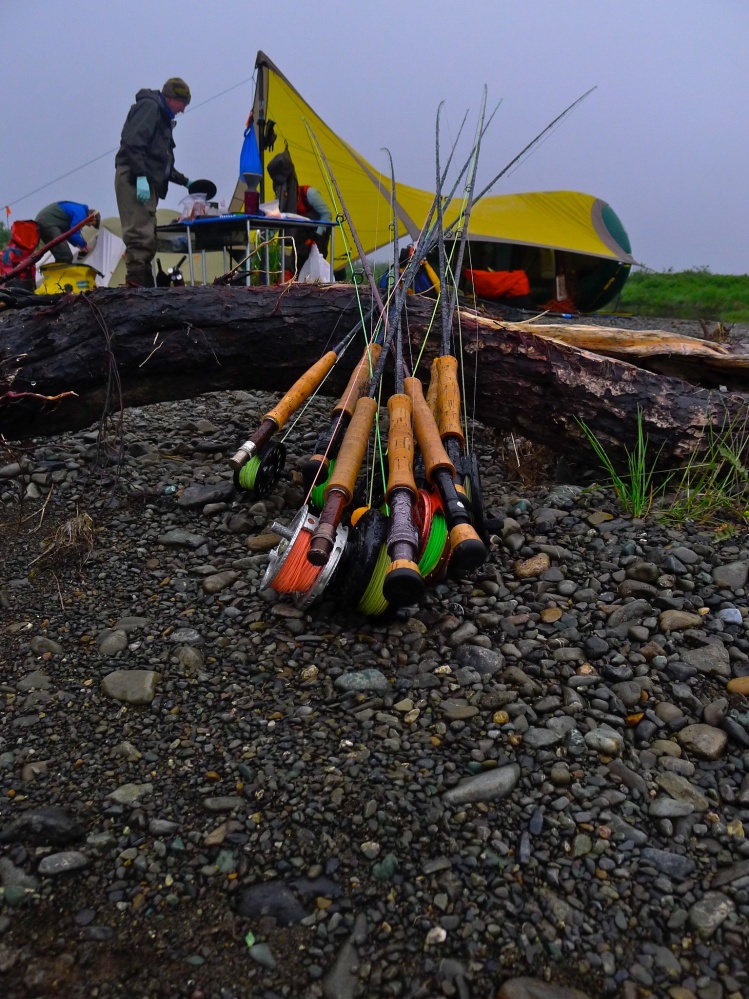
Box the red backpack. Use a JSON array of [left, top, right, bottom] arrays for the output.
[[1, 220, 40, 283]]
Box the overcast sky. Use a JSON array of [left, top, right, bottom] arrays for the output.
[[3, 1, 748, 273]]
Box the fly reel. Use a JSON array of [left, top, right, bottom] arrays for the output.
[[234, 440, 287, 498], [328, 507, 390, 615], [413, 488, 450, 582], [261, 504, 348, 609], [459, 451, 489, 545]]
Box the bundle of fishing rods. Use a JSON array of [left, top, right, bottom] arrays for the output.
[[227, 88, 593, 616]]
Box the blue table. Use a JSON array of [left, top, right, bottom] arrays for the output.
[[156, 213, 338, 286]]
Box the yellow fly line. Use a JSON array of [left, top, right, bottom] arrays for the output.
[[230, 52, 635, 269]]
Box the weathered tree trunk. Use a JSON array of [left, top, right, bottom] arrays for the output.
[[1, 284, 747, 466]]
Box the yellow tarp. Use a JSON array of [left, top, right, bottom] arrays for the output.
[[231, 52, 634, 269]]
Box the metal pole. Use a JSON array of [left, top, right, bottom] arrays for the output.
[[186, 227, 195, 286], [246, 218, 252, 287]]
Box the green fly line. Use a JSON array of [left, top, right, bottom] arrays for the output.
[[418, 511, 448, 577], [357, 542, 390, 616]]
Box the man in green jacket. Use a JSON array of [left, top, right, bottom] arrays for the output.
[[115, 77, 192, 287]]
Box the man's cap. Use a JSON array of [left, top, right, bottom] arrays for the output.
[[162, 77, 191, 104]]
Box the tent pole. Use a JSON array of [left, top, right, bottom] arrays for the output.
[[255, 57, 269, 285]]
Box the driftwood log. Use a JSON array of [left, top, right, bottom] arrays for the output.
[[1, 284, 748, 466]]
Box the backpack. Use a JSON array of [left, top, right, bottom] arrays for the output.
[[0, 220, 40, 282]]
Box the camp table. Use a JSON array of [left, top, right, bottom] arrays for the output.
[[155, 213, 338, 286]]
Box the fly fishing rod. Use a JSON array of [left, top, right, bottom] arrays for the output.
[[399, 99, 488, 574], [229, 306, 375, 500], [259, 86, 590, 613], [304, 125, 488, 576], [298, 114, 475, 516], [298, 121, 393, 502], [427, 89, 490, 548], [378, 148, 423, 605], [257, 128, 450, 604]]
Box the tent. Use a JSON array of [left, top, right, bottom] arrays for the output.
[[448, 191, 634, 312], [230, 51, 635, 312]]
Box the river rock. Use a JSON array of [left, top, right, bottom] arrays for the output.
[[453, 644, 505, 676], [177, 481, 235, 508], [334, 669, 390, 693], [29, 636, 64, 656], [677, 724, 728, 760], [98, 629, 128, 655], [514, 553, 551, 579], [584, 725, 624, 756], [682, 642, 731, 678], [712, 561, 749, 590], [655, 772, 710, 811], [201, 570, 239, 594], [233, 880, 308, 925], [106, 782, 154, 805], [497, 978, 594, 999], [101, 669, 162, 704], [38, 851, 89, 877], [442, 764, 521, 805], [659, 610, 703, 632], [688, 891, 735, 938], [0, 807, 84, 846]]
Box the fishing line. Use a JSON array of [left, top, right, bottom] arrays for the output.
[[471, 87, 596, 204], [302, 122, 394, 509], [444, 89, 487, 460], [279, 304, 380, 456], [463, 240, 480, 457], [278, 338, 353, 445], [3, 75, 257, 211]]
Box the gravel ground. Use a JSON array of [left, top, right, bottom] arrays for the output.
[[1, 315, 749, 999]]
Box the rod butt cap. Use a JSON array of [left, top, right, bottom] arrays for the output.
[[383, 560, 424, 607]]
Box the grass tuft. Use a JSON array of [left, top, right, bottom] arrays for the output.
[[658, 410, 749, 532], [498, 434, 557, 489], [577, 409, 669, 518], [30, 511, 96, 567], [578, 405, 749, 533]]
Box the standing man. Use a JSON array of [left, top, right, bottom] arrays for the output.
[[115, 77, 192, 287], [35, 202, 100, 262]]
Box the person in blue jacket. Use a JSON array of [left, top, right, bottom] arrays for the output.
[[35, 202, 101, 263]]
